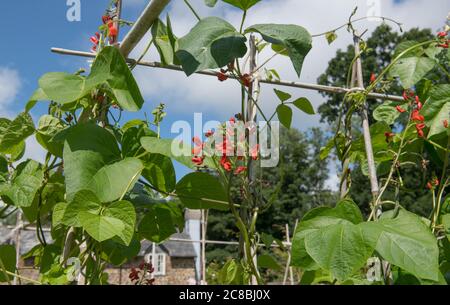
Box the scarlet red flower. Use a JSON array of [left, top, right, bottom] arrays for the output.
[[415, 123, 426, 138], [250, 144, 259, 160], [220, 156, 232, 172], [91, 45, 97, 53], [229, 117, 236, 124], [426, 182, 433, 190], [240, 74, 252, 87], [411, 110, 425, 122], [234, 166, 247, 175], [370, 73, 376, 84], [205, 130, 214, 137], [217, 72, 229, 82], [129, 268, 140, 282], [102, 15, 111, 24], [434, 178, 440, 186], [90, 36, 99, 45], [192, 156, 204, 166], [437, 31, 448, 38], [444, 120, 449, 128], [384, 132, 394, 143], [109, 25, 118, 38], [438, 43, 449, 49], [192, 136, 202, 147], [415, 96, 423, 110], [396, 106, 406, 113]]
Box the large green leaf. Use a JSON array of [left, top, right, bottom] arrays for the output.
[[0, 245, 16, 282], [373, 101, 402, 125], [60, 190, 102, 227], [152, 18, 176, 66], [222, 0, 261, 10], [63, 123, 143, 203], [245, 24, 312, 77], [176, 17, 247, 76], [362, 209, 440, 281], [421, 85, 450, 140], [88, 46, 144, 111], [0, 160, 43, 207], [38, 47, 144, 111], [291, 199, 363, 271], [304, 223, 376, 281], [389, 56, 436, 89], [0, 113, 35, 154], [89, 158, 144, 203], [38, 72, 92, 105], [79, 211, 125, 243], [64, 191, 136, 244], [175, 172, 229, 210], [138, 205, 177, 243], [103, 200, 136, 245], [101, 238, 141, 266], [142, 154, 176, 193], [35, 115, 66, 157]]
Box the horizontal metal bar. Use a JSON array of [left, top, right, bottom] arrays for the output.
[[120, 0, 172, 57], [50, 47, 404, 102]]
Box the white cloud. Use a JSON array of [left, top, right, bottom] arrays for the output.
[[0, 67, 21, 116]]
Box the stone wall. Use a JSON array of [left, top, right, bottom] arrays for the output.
[[7, 256, 197, 285], [105, 256, 197, 285]]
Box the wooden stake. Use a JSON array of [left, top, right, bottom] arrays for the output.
[[13, 211, 22, 285], [353, 34, 381, 216]]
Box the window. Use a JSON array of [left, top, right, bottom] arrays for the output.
[[145, 253, 166, 276]]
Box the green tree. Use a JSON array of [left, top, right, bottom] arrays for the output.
[[317, 24, 445, 217]]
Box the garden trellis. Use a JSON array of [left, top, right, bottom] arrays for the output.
[[47, 0, 399, 283], [1, 0, 449, 286]]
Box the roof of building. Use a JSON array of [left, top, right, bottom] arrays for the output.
[[1, 226, 197, 258], [139, 232, 197, 258], [0, 226, 52, 255]]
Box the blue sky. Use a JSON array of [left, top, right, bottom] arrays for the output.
[[1, 0, 449, 187]]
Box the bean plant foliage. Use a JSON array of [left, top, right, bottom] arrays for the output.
[[0, 0, 449, 285]]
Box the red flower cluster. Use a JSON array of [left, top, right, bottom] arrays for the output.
[[437, 31, 449, 48], [240, 74, 253, 87], [396, 105, 406, 113], [426, 178, 440, 190], [102, 15, 118, 43], [216, 62, 235, 82], [192, 136, 205, 167], [384, 132, 395, 143], [370, 73, 377, 84], [90, 32, 100, 53], [129, 260, 155, 285], [411, 95, 426, 138], [191, 118, 258, 175]]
